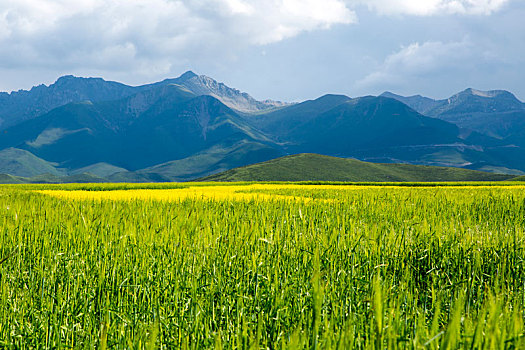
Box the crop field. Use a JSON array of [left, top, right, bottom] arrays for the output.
[[1, 183, 525, 348]]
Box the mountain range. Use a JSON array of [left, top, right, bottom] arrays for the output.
[[0, 71, 524, 182], [381, 89, 525, 140]]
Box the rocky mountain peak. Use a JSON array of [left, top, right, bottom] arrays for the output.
[[460, 88, 518, 100], [173, 72, 290, 113], [178, 71, 198, 81]]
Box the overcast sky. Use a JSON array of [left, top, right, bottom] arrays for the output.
[[0, 0, 523, 102]]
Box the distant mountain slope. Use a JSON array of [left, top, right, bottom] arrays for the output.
[[154, 71, 289, 113], [199, 153, 513, 182], [0, 172, 108, 184], [267, 96, 460, 149], [0, 97, 145, 170], [72, 163, 129, 178], [0, 71, 287, 130], [0, 174, 24, 184], [253, 94, 516, 170], [0, 76, 138, 129], [251, 94, 352, 135], [381, 92, 441, 115], [136, 140, 283, 181], [119, 94, 278, 170], [0, 141, 283, 183], [0, 84, 281, 170], [2, 87, 518, 177], [432, 89, 523, 115], [1, 74, 525, 182], [382, 89, 525, 139], [0, 148, 65, 177]]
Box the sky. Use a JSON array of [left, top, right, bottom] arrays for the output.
[[0, 0, 523, 102]]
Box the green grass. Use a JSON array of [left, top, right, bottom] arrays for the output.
[[198, 153, 513, 182], [0, 184, 525, 348]]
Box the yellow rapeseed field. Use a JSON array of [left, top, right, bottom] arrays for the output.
[[37, 184, 525, 202], [36, 184, 349, 202]]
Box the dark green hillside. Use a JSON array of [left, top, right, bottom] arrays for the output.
[[384, 88, 525, 139], [0, 75, 139, 129], [282, 96, 460, 151], [381, 92, 441, 115], [0, 172, 108, 184], [0, 84, 278, 171], [1, 74, 524, 180], [0, 148, 65, 177], [253, 94, 525, 172], [121, 94, 276, 169], [71, 163, 129, 178], [0, 71, 284, 130], [138, 140, 283, 181], [251, 94, 351, 135], [0, 174, 24, 184], [429, 88, 524, 116], [256, 95, 474, 166], [199, 153, 513, 182], [256, 95, 458, 146]]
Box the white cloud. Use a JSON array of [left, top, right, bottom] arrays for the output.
[[0, 0, 356, 78], [351, 0, 510, 16], [0, 0, 518, 96], [189, 0, 357, 45], [356, 40, 474, 89]]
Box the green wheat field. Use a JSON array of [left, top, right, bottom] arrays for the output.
[[1, 183, 525, 348]]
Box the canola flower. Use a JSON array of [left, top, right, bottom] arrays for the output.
[[36, 184, 354, 202], [37, 184, 525, 203]]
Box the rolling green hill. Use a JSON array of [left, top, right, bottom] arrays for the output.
[[136, 140, 283, 182], [0, 172, 108, 184], [198, 153, 513, 182], [0, 173, 25, 184], [0, 148, 66, 177], [71, 163, 129, 177]]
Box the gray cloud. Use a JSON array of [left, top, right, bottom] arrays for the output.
[[0, 0, 355, 73], [0, 0, 522, 102]]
